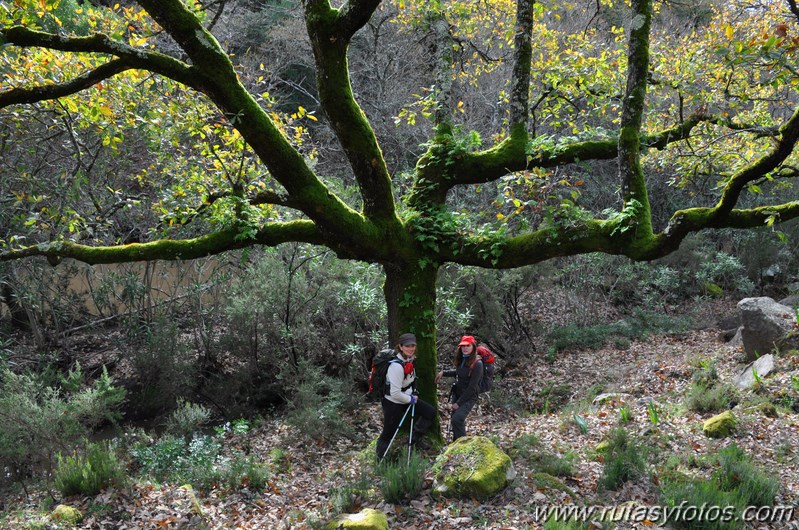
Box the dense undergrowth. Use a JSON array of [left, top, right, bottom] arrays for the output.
[[1, 227, 799, 527]]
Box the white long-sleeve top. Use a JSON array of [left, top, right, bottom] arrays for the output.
[[386, 353, 415, 404]]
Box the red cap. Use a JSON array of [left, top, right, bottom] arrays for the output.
[[458, 335, 476, 347]]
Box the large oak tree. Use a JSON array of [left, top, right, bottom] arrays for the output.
[[3, 0, 799, 410]]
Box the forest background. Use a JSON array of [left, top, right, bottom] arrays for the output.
[[1, 0, 799, 528]]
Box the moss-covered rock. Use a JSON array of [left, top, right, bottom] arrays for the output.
[[531, 472, 576, 497], [702, 410, 737, 438], [756, 401, 778, 418], [323, 508, 388, 530], [51, 504, 82, 525], [432, 436, 515, 499]]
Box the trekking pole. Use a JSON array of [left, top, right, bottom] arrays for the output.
[[446, 383, 455, 442], [379, 403, 412, 463], [407, 399, 416, 465], [446, 407, 453, 442]]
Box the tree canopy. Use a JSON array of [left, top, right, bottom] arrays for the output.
[[3, 0, 799, 409]]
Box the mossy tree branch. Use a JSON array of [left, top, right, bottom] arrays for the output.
[[617, 0, 654, 237], [509, 0, 534, 130], [133, 0, 385, 253], [0, 58, 133, 107], [0, 26, 204, 103], [302, 0, 398, 226], [438, 111, 717, 189], [0, 221, 324, 264], [409, 1, 534, 208], [714, 106, 799, 218]]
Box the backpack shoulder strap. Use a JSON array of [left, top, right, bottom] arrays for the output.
[[386, 358, 415, 391], [468, 357, 483, 374]]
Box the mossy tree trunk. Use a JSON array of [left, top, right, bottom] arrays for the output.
[[383, 259, 439, 407]]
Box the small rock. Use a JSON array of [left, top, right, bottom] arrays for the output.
[[593, 393, 631, 405], [732, 354, 775, 389]]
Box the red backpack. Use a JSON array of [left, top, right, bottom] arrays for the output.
[[473, 345, 496, 392]]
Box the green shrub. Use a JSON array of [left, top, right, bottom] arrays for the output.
[[659, 444, 779, 530], [511, 434, 576, 477], [221, 453, 269, 492], [695, 252, 754, 296], [165, 400, 212, 439], [597, 428, 646, 491], [131, 432, 272, 492], [510, 433, 541, 457], [685, 381, 737, 413], [690, 360, 719, 387], [127, 316, 197, 416], [714, 445, 778, 507], [131, 434, 222, 490], [547, 311, 692, 352], [375, 451, 427, 504], [55, 442, 126, 496], [329, 471, 373, 515], [660, 476, 744, 530], [221, 248, 387, 382], [281, 360, 354, 442], [0, 366, 125, 483]]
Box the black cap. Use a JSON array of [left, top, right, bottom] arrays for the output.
[[398, 333, 416, 345]]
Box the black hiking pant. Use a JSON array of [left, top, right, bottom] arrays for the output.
[[376, 397, 435, 460], [450, 398, 476, 440]]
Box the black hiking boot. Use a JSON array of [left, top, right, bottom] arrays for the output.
[[413, 435, 431, 451]]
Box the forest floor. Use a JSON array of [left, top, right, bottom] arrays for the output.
[[2, 299, 799, 529]]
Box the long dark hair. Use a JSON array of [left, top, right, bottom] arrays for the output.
[[455, 344, 478, 367]]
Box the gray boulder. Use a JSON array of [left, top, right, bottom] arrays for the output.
[[732, 354, 775, 390], [778, 295, 799, 309], [737, 297, 798, 362]]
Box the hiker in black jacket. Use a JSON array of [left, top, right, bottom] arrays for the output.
[[435, 335, 483, 440]]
